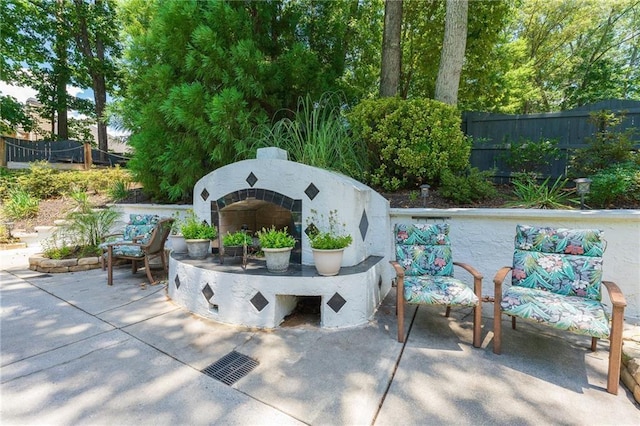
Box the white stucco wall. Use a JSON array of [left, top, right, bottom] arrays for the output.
[[390, 208, 640, 323]]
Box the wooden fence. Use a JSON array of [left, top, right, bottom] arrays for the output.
[[0, 137, 128, 169], [463, 99, 640, 181]]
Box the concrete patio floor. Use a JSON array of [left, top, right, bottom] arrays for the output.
[[1, 252, 638, 425]]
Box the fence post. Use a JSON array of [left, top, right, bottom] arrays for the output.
[[84, 143, 92, 170], [0, 137, 6, 168]]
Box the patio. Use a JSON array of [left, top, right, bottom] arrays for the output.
[[1, 253, 638, 425]]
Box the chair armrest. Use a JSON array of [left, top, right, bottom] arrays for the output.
[[101, 232, 124, 242], [107, 240, 143, 247], [453, 262, 483, 280], [389, 260, 405, 278], [454, 262, 483, 298], [603, 281, 627, 308], [493, 267, 512, 290]]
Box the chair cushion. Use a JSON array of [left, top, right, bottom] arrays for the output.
[[111, 244, 144, 257], [515, 225, 604, 257], [395, 224, 453, 277], [123, 224, 155, 243], [129, 214, 159, 226], [501, 285, 610, 339], [404, 275, 478, 307]]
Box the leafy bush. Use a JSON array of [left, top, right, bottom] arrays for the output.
[[439, 168, 498, 204], [108, 179, 132, 202], [2, 188, 39, 220], [257, 226, 296, 248], [306, 209, 352, 250], [569, 110, 640, 177], [588, 162, 640, 208], [181, 210, 217, 240], [508, 175, 578, 209], [348, 97, 470, 191], [502, 137, 560, 174], [15, 161, 67, 199], [223, 231, 253, 246]]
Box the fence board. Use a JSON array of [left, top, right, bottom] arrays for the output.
[[465, 99, 640, 180]]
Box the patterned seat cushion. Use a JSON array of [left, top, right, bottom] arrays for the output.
[[129, 214, 159, 226], [110, 244, 144, 258], [395, 223, 453, 277], [501, 285, 610, 339], [404, 276, 478, 307]]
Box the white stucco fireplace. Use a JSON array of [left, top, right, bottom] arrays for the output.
[[167, 148, 393, 328]]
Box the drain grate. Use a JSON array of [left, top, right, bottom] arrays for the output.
[[201, 351, 259, 385]]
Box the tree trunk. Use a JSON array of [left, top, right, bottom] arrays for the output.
[[55, 0, 69, 140], [434, 0, 468, 106], [380, 0, 403, 97]]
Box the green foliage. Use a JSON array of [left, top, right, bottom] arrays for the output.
[[223, 231, 253, 247], [502, 138, 560, 174], [52, 190, 120, 249], [348, 97, 470, 191], [509, 175, 578, 209], [245, 92, 366, 179], [307, 209, 352, 250], [588, 162, 640, 208], [108, 179, 132, 202], [439, 168, 498, 204], [180, 210, 217, 240], [257, 226, 296, 249], [120, 0, 364, 202], [570, 110, 640, 177], [0, 95, 34, 134], [2, 188, 39, 220], [14, 162, 66, 199]]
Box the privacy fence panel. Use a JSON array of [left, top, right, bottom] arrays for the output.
[[464, 99, 640, 182]]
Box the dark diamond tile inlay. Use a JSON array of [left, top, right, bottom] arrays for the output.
[[201, 351, 259, 386], [246, 172, 258, 187], [305, 183, 319, 200], [359, 209, 369, 241], [327, 292, 347, 313], [304, 223, 318, 238], [250, 292, 269, 312], [202, 283, 214, 302], [175, 275, 181, 289], [200, 188, 210, 201]]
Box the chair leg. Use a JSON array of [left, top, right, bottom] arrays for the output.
[[445, 306, 451, 317], [131, 260, 137, 274], [397, 279, 405, 343], [144, 256, 155, 285], [493, 295, 502, 355], [473, 303, 482, 348], [591, 337, 598, 352], [511, 316, 517, 330], [107, 246, 113, 286], [607, 304, 624, 395]]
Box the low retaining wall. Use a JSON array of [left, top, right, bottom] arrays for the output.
[[28, 254, 101, 273]]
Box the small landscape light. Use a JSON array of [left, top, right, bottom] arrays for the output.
[[574, 178, 591, 210], [420, 184, 431, 207]]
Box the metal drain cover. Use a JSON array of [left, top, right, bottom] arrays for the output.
[[201, 351, 259, 385]]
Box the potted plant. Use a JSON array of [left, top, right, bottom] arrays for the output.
[[181, 210, 217, 259], [222, 230, 253, 257], [307, 209, 352, 276], [168, 212, 188, 253], [257, 226, 296, 272]]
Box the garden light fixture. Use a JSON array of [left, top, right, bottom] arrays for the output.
[[420, 184, 431, 207], [574, 178, 591, 210]]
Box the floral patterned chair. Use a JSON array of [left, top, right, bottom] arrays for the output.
[[390, 223, 483, 346], [100, 214, 160, 270], [106, 217, 174, 286], [493, 224, 626, 394]]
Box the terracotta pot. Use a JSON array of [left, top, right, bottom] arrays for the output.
[[311, 248, 344, 276]]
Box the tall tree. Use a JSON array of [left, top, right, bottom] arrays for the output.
[[434, 0, 468, 105], [380, 0, 403, 97]]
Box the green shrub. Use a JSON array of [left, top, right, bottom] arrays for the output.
[[439, 168, 498, 204], [508, 175, 578, 209], [2, 188, 39, 220], [588, 162, 640, 208], [223, 231, 253, 246], [502, 137, 560, 174], [348, 97, 470, 191], [569, 110, 640, 177], [108, 179, 132, 202], [15, 161, 67, 199], [257, 226, 296, 248], [181, 210, 217, 240]]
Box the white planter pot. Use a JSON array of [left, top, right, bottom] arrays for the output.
[[311, 248, 345, 276], [185, 239, 211, 259], [262, 247, 292, 272], [169, 234, 187, 253]]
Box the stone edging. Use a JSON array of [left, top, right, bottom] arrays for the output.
[[621, 327, 640, 403], [28, 253, 101, 273]]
